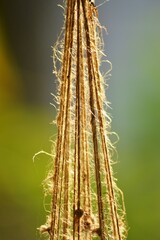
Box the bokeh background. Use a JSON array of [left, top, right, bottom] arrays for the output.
[[0, 0, 160, 239]]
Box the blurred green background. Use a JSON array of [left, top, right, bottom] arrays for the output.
[[0, 0, 160, 239]]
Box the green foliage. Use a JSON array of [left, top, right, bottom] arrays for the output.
[[0, 106, 55, 240]]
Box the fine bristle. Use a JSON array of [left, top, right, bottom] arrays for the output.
[[39, 0, 128, 239]]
